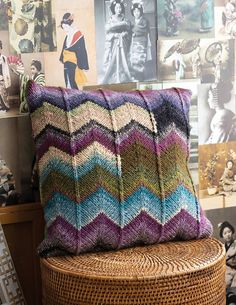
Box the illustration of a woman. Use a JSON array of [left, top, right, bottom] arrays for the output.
[[224, 0, 236, 38], [205, 82, 236, 144], [102, 0, 132, 84], [130, 2, 152, 81], [60, 13, 89, 89], [199, 0, 214, 33], [218, 221, 236, 288], [219, 160, 236, 192]]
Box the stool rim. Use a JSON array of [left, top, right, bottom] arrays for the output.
[[41, 238, 225, 280]]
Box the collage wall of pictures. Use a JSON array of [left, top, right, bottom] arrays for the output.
[[0, 0, 236, 301]]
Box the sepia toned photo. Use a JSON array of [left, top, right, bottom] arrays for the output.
[[157, 0, 215, 40], [199, 142, 236, 204], [157, 38, 235, 83], [94, 0, 157, 84], [198, 82, 236, 145], [8, 0, 57, 54]]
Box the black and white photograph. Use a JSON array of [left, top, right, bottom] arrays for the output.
[[157, 0, 215, 40], [198, 82, 236, 145], [157, 38, 235, 83], [8, 0, 57, 54], [94, 0, 157, 84], [206, 207, 236, 304]]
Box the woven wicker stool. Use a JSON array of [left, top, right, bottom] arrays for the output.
[[41, 238, 225, 305]]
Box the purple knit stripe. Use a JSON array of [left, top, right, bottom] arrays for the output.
[[159, 209, 200, 242], [157, 131, 188, 154], [37, 127, 187, 161], [47, 216, 78, 251], [47, 214, 120, 252], [198, 208, 213, 238], [80, 213, 120, 250], [121, 211, 162, 246], [27, 81, 190, 115], [46, 209, 204, 253]]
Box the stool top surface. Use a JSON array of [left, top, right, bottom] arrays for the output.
[[43, 238, 225, 279]]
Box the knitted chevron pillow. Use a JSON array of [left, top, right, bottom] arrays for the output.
[[26, 81, 212, 257]]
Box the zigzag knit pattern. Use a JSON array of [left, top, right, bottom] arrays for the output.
[[26, 81, 212, 257]]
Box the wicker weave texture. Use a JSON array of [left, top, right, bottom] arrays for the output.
[[41, 238, 226, 305]]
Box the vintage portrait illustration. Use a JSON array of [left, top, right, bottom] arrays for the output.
[[157, 0, 214, 40], [157, 38, 234, 83], [44, 0, 97, 88], [198, 82, 236, 145], [94, 0, 157, 84], [205, 207, 236, 304], [59, 12, 89, 89], [199, 141, 236, 202], [7, 0, 57, 54]]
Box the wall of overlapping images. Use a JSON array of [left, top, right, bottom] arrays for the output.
[[0, 0, 236, 299]]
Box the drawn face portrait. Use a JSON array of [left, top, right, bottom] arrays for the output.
[[222, 226, 233, 243]]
